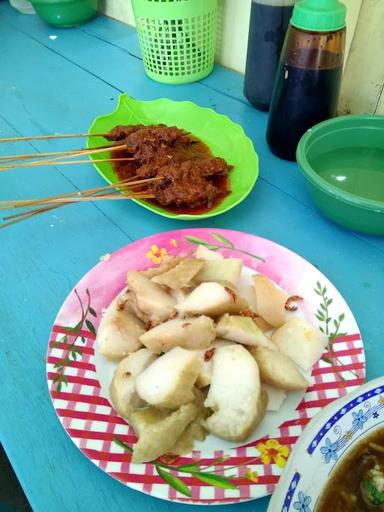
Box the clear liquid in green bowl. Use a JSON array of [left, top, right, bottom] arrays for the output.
[[310, 146, 384, 202]]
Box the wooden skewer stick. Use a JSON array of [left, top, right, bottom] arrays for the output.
[[30, 157, 135, 166], [0, 144, 125, 170], [3, 193, 154, 219], [0, 144, 112, 162], [0, 177, 152, 221], [0, 132, 109, 143], [0, 176, 158, 210], [0, 144, 127, 171], [0, 189, 154, 210], [0, 157, 134, 168], [0, 193, 155, 228], [1, 204, 62, 229], [9, 194, 153, 204]]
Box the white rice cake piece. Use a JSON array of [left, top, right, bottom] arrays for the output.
[[252, 274, 288, 328], [136, 347, 201, 409], [204, 344, 267, 442], [139, 316, 216, 354], [109, 348, 157, 419], [272, 318, 329, 371], [194, 339, 235, 388], [127, 271, 176, 325], [195, 259, 243, 286], [249, 346, 310, 390], [151, 259, 203, 289], [177, 282, 248, 317], [216, 314, 274, 348], [98, 294, 145, 361]]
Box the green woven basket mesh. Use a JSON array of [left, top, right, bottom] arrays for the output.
[[132, 0, 217, 84]]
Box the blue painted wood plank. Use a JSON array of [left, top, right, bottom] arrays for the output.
[[4, 6, 383, 253], [0, 5, 383, 512], [80, 14, 143, 57]]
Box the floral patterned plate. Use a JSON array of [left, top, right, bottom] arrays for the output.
[[46, 228, 365, 504], [267, 376, 384, 512]]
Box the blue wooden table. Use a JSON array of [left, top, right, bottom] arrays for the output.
[[0, 4, 383, 511]]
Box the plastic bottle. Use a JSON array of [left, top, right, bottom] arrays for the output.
[[244, 0, 296, 111], [266, 0, 346, 160]]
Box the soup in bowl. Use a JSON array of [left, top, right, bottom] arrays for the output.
[[317, 427, 384, 511], [268, 376, 384, 512]]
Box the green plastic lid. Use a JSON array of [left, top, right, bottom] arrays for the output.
[[291, 0, 346, 32]]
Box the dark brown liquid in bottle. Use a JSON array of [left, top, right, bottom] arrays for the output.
[[266, 27, 345, 161], [244, 2, 294, 111]]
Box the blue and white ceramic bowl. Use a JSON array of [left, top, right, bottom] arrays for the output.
[[268, 376, 384, 512]]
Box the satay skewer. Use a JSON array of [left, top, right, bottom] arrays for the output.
[[0, 193, 154, 229], [0, 176, 158, 228], [0, 132, 109, 143], [0, 176, 158, 210], [0, 144, 128, 171], [0, 145, 113, 162], [0, 157, 134, 168], [3, 193, 154, 216]]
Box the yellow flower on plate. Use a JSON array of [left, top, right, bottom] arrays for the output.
[[245, 469, 259, 483], [146, 245, 167, 265], [343, 430, 353, 441], [169, 238, 178, 247], [256, 439, 289, 468]]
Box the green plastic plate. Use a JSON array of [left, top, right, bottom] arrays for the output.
[[87, 95, 259, 220]]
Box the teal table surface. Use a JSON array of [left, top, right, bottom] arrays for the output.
[[0, 4, 383, 512]]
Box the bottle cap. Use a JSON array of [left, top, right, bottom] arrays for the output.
[[291, 0, 346, 32]]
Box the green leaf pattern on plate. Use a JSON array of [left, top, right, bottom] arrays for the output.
[[185, 232, 265, 262], [156, 467, 192, 497], [113, 438, 240, 497], [53, 288, 97, 392], [314, 281, 357, 379]]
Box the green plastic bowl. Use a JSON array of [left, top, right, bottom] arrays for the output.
[[30, 0, 97, 27], [296, 115, 384, 235], [87, 94, 259, 221]]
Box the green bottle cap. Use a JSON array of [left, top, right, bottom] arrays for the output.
[[291, 0, 346, 32]]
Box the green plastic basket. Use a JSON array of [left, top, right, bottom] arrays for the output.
[[132, 0, 217, 84]]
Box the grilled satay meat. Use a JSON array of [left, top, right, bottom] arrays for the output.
[[105, 124, 143, 141], [107, 124, 190, 150], [107, 124, 233, 210], [151, 159, 229, 207]]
